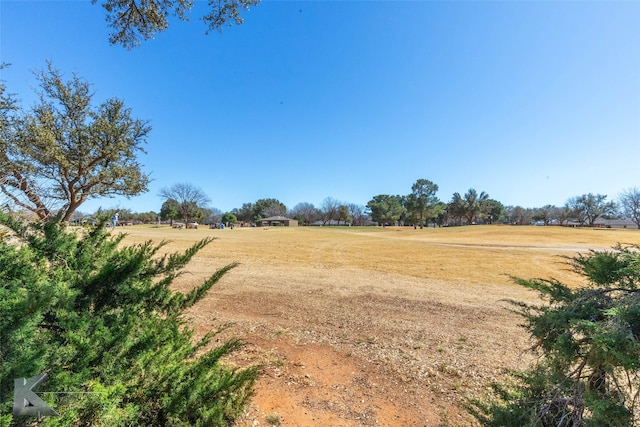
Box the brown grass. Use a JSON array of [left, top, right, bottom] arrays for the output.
[[118, 224, 640, 426]]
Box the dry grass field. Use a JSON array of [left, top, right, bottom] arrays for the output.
[[119, 224, 640, 426]]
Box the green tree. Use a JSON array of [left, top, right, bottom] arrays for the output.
[[432, 201, 447, 227], [251, 198, 286, 221], [256, 198, 286, 219], [160, 198, 181, 225], [470, 245, 640, 426], [1, 64, 151, 222], [336, 204, 351, 226], [448, 192, 466, 225], [462, 188, 489, 225], [222, 212, 237, 225], [406, 179, 439, 228], [366, 194, 403, 226], [531, 204, 560, 226], [0, 65, 18, 181], [136, 210, 158, 224], [232, 202, 254, 224], [485, 199, 505, 224], [95, 0, 261, 49], [447, 189, 489, 226], [0, 213, 257, 426]]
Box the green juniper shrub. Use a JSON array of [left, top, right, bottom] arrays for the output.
[[0, 213, 257, 426], [468, 245, 640, 427]]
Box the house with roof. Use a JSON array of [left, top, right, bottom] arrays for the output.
[[593, 218, 639, 229], [259, 216, 298, 227]]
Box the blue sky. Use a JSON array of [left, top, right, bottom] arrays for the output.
[[1, 1, 639, 214]]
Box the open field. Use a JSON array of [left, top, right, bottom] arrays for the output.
[[119, 225, 640, 426]]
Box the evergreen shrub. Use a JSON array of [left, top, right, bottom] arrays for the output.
[[0, 214, 257, 426], [469, 245, 640, 426]]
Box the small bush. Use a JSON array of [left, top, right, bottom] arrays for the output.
[[0, 214, 257, 426]]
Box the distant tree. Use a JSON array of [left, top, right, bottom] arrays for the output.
[[319, 197, 340, 225], [406, 179, 439, 228], [470, 245, 640, 426], [232, 203, 254, 224], [262, 201, 287, 218], [508, 206, 533, 225], [484, 199, 505, 224], [252, 198, 286, 220], [115, 208, 134, 223], [530, 205, 559, 226], [547, 205, 564, 225], [531, 208, 548, 225], [567, 193, 617, 226], [448, 189, 489, 225], [348, 203, 368, 226], [95, 0, 261, 49], [463, 189, 489, 225], [557, 205, 574, 226], [336, 205, 351, 226], [221, 212, 237, 226], [159, 183, 210, 225], [433, 202, 447, 227], [136, 211, 158, 223], [448, 193, 466, 225], [160, 198, 181, 225], [203, 207, 222, 225], [189, 202, 206, 223], [396, 195, 410, 226], [620, 187, 640, 229], [290, 202, 319, 225], [564, 196, 584, 225], [366, 194, 403, 226], [1, 63, 151, 222]]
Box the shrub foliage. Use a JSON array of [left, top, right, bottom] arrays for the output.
[[470, 245, 640, 426], [0, 214, 257, 426]]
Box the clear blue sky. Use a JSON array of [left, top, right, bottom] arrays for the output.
[[1, 0, 639, 214]]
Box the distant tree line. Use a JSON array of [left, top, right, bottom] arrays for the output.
[[4, 66, 639, 229], [27, 182, 640, 232]]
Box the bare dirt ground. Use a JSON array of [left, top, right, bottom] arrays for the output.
[[119, 225, 640, 426]]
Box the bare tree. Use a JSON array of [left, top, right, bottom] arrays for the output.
[[319, 197, 339, 226], [291, 202, 319, 225], [620, 187, 640, 229], [509, 206, 533, 225], [348, 203, 367, 226], [566, 193, 616, 226], [159, 183, 210, 225]]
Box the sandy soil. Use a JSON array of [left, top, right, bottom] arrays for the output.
[[119, 225, 640, 426]]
